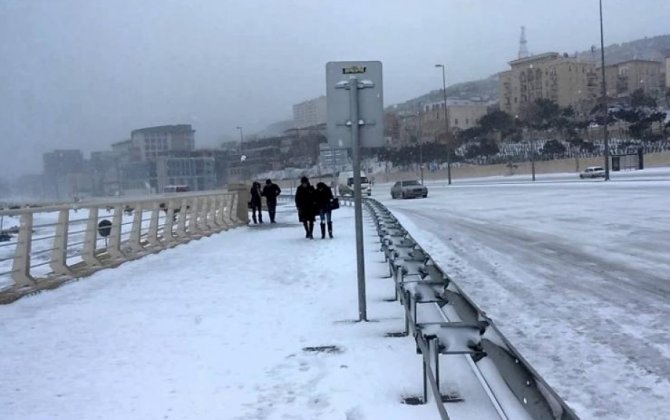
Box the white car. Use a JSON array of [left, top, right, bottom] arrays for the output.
[[579, 166, 606, 179]]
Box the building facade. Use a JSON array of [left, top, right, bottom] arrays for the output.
[[130, 124, 195, 161], [293, 96, 327, 129], [499, 52, 599, 117], [420, 100, 489, 139], [665, 56, 670, 89], [156, 156, 216, 192], [603, 59, 663, 99]]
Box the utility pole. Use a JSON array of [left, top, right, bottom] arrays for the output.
[[417, 102, 424, 184], [599, 0, 610, 181], [435, 64, 451, 184]]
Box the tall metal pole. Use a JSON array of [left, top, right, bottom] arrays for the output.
[[599, 0, 610, 180], [236, 126, 244, 153], [417, 102, 424, 184], [436, 64, 451, 184], [348, 76, 367, 322]]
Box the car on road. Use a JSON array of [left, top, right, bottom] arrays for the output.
[[579, 166, 606, 179], [391, 180, 428, 199]]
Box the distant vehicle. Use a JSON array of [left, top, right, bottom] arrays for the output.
[[163, 185, 190, 193], [337, 171, 372, 196], [391, 180, 428, 199], [579, 166, 606, 179]]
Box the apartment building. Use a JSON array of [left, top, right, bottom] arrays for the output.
[[603, 59, 663, 98], [293, 96, 327, 129], [499, 52, 599, 117]]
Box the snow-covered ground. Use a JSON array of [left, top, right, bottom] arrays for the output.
[[1, 204, 447, 420], [377, 168, 670, 420]]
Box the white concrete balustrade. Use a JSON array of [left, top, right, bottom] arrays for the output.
[[0, 188, 249, 303]]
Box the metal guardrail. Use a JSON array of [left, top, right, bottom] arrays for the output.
[[0, 187, 249, 304], [365, 198, 579, 420]]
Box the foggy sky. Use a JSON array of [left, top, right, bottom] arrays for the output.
[[1, 0, 669, 178]]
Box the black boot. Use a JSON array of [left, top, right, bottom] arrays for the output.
[[327, 221, 333, 238], [308, 221, 314, 239], [303, 221, 310, 238], [252, 213, 257, 224], [320, 223, 326, 239]]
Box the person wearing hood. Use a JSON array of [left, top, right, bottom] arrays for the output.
[[249, 181, 263, 224], [295, 176, 317, 239], [261, 178, 281, 223], [315, 181, 334, 239]]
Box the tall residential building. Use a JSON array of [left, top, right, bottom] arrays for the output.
[[499, 52, 599, 117], [293, 96, 327, 129], [665, 56, 670, 89], [130, 124, 195, 161], [603, 59, 663, 98]]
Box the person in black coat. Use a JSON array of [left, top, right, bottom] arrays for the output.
[[261, 179, 281, 223], [295, 176, 317, 239], [249, 181, 263, 224], [315, 182, 334, 239]]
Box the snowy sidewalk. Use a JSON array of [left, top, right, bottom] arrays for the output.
[[1, 203, 441, 420]]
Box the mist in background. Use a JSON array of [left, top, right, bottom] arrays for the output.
[[1, 0, 669, 178]]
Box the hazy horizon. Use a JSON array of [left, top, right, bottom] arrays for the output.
[[2, 0, 669, 179]]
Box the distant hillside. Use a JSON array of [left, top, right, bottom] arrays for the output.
[[577, 34, 670, 65], [389, 75, 499, 112]]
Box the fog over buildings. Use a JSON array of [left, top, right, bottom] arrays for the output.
[[1, 0, 669, 178]]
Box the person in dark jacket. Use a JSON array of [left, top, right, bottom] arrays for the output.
[[295, 176, 317, 239], [261, 179, 281, 223], [249, 181, 263, 224], [315, 182, 334, 239]]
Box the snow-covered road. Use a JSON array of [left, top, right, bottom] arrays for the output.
[[378, 171, 670, 419]]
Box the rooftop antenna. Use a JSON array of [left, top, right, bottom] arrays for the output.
[[518, 26, 529, 59]]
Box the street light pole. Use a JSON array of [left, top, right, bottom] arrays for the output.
[[435, 64, 451, 184], [599, 0, 610, 181], [417, 101, 424, 184], [236, 126, 244, 153]]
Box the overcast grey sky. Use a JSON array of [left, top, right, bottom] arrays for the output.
[[1, 0, 669, 177]]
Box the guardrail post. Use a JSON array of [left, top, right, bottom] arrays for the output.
[[129, 204, 144, 253], [147, 202, 160, 249], [176, 199, 188, 240], [11, 212, 35, 288], [163, 200, 176, 244], [107, 205, 125, 260], [50, 209, 71, 276], [188, 197, 200, 235], [81, 207, 101, 267], [214, 195, 227, 229], [198, 197, 209, 233], [222, 195, 235, 227]]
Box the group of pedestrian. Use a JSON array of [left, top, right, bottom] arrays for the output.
[[295, 176, 337, 240], [249, 179, 281, 224]]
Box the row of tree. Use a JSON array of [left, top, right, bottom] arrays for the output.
[[379, 89, 669, 166]]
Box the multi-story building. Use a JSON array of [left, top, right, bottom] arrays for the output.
[[42, 149, 86, 199], [664, 56, 670, 89], [499, 52, 599, 117], [156, 156, 216, 192], [293, 96, 327, 129], [43, 149, 84, 177], [130, 124, 195, 161], [420, 100, 489, 139], [89, 151, 121, 196], [603, 59, 663, 99]]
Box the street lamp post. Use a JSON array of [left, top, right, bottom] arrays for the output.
[[236, 126, 244, 152], [599, 0, 610, 181], [417, 102, 424, 184], [435, 64, 451, 184]]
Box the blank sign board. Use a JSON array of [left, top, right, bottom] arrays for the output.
[[326, 61, 384, 148]]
